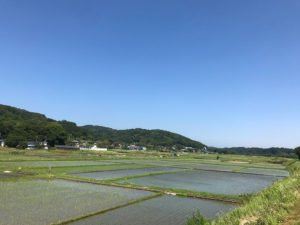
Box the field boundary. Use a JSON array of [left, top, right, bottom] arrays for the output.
[[50, 192, 163, 225], [67, 165, 161, 175], [56, 176, 242, 204], [148, 165, 288, 178]]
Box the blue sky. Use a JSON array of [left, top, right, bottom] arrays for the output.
[[1, 0, 300, 148]]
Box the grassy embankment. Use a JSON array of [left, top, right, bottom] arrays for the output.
[[186, 160, 300, 225]]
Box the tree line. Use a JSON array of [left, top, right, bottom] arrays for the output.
[[209, 146, 298, 158], [0, 104, 205, 150]]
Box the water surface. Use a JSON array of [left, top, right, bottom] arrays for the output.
[[0, 179, 151, 225], [239, 168, 289, 177], [71, 167, 182, 180], [71, 195, 237, 225], [119, 170, 282, 195]]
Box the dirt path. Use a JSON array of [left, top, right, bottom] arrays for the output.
[[281, 191, 300, 225]]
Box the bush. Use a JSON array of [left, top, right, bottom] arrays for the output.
[[6, 134, 27, 148], [186, 211, 211, 225]]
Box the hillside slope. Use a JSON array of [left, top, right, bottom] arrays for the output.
[[82, 125, 205, 149], [0, 104, 205, 149]]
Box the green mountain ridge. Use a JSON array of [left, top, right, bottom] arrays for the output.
[[0, 104, 205, 150], [0, 104, 295, 157], [209, 146, 295, 158]]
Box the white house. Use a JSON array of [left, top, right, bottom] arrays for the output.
[[0, 139, 5, 147], [91, 144, 107, 151], [80, 143, 107, 151]]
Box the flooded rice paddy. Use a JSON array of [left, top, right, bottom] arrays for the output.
[[119, 170, 282, 195], [0, 158, 290, 225], [238, 168, 289, 177], [71, 167, 183, 180], [106, 159, 285, 170], [71, 195, 237, 225], [0, 179, 152, 225], [170, 163, 241, 171], [2, 160, 117, 167]]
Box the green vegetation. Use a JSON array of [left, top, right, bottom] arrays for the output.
[[1, 104, 296, 157], [0, 104, 66, 147], [209, 147, 296, 158], [187, 211, 211, 225], [186, 161, 300, 225], [0, 104, 205, 149], [295, 146, 300, 160]]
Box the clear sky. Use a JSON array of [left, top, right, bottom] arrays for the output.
[[1, 0, 299, 148]]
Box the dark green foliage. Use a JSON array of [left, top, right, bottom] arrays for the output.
[[209, 147, 296, 158], [6, 133, 27, 148], [0, 104, 63, 147], [59, 120, 92, 140], [0, 104, 205, 149], [96, 139, 113, 148], [82, 126, 206, 150], [43, 122, 66, 146], [295, 146, 300, 160], [186, 211, 211, 225]]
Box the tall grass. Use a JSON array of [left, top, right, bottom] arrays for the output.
[[186, 211, 211, 225], [186, 162, 300, 225]]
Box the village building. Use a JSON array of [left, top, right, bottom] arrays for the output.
[[26, 140, 48, 149], [0, 139, 5, 147], [71, 140, 80, 148], [127, 145, 147, 150], [80, 143, 107, 151]]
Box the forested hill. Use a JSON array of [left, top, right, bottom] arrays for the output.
[[0, 104, 205, 149], [81, 125, 205, 149], [209, 147, 296, 158]]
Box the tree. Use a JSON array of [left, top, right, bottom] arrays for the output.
[[6, 133, 27, 148], [295, 146, 300, 160], [96, 139, 112, 148], [43, 122, 66, 146]]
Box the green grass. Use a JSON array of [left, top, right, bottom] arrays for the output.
[[0, 162, 154, 176], [186, 161, 300, 225]]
